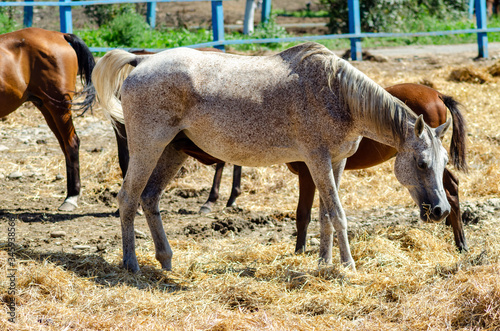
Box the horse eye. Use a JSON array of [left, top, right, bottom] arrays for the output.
[[417, 161, 428, 170]]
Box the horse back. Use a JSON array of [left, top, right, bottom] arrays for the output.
[[0, 28, 78, 106], [385, 83, 447, 128]]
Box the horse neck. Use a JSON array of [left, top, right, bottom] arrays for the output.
[[335, 62, 417, 151], [353, 101, 417, 151]]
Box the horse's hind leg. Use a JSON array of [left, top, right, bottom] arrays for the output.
[[226, 165, 242, 207], [200, 163, 225, 213], [443, 168, 468, 252], [118, 140, 175, 272], [37, 103, 80, 211], [140, 144, 188, 270], [112, 121, 130, 178]]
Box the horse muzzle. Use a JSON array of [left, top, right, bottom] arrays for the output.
[[420, 203, 450, 223]]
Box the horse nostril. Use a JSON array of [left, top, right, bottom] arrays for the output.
[[433, 206, 442, 219]]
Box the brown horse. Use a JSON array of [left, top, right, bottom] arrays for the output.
[[190, 83, 469, 252], [0, 28, 96, 211]]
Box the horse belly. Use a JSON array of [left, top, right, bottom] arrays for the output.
[[182, 67, 304, 166], [183, 126, 302, 167]]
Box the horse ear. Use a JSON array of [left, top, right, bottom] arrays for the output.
[[414, 115, 425, 138], [435, 117, 452, 139]]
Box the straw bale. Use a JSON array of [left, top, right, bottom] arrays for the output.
[[448, 66, 492, 84], [418, 78, 437, 89], [487, 59, 500, 76]]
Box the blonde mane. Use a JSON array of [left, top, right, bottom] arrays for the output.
[[336, 58, 421, 140], [294, 42, 420, 142]]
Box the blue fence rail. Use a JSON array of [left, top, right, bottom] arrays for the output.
[[0, 0, 495, 59]]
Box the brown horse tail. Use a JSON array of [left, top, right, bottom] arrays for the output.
[[441, 94, 468, 173], [64, 33, 96, 115]]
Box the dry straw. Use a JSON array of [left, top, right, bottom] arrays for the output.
[[448, 66, 492, 84]]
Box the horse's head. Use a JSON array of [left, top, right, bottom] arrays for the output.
[[394, 115, 452, 223]]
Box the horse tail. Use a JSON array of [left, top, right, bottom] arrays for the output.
[[64, 33, 96, 114], [92, 49, 138, 125], [441, 94, 468, 173]]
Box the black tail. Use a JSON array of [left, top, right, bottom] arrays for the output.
[[64, 33, 96, 115], [441, 94, 468, 173]]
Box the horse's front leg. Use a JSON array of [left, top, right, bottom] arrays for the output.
[[443, 167, 468, 252], [306, 156, 354, 270], [294, 162, 316, 253], [140, 144, 188, 270], [317, 197, 333, 264]]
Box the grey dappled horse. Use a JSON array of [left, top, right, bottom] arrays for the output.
[[92, 42, 451, 273]]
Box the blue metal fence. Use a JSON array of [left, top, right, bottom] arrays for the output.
[[0, 0, 495, 59]]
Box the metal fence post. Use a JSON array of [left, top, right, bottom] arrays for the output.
[[261, 0, 271, 24], [211, 1, 225, 50], [23, 0, 33, 27], [348, 0, 362, 61], [468, 0, 475, 18], [147, 2, 157, 28], [476, 0, 488, 58], [59, 0, 73, 33], [243, 0, 256, 35]]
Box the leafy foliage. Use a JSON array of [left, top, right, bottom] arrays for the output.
[[318, 0, 470, 33], [273, 8, 329, 18], [77, 14, 292, 51], [83, 3, 142, 27], [0, 7, 19, 33], [220, 16, 293, 51], [99, 10, 151, 47]]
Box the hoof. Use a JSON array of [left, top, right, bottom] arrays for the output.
[[122, 261, 140, 273], [458, 242, 469, 253], [58, 197, 78, 211], [199, 205, 212, 214], [342, 259, 357, 272], [114, 208, 144, 216], [161, 260, 172, 271], [294, 247, 306, 255]]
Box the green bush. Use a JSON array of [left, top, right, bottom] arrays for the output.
[[318, 0, 469, 33], [0, 7, 19, 33], [100, 11, 151, 47], [84, 3, 141, 27], [226, 16, 292, 51]]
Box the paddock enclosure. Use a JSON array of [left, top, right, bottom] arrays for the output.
[[1, 46, 500, 329]]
